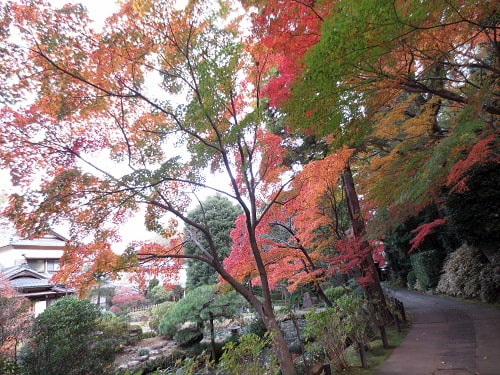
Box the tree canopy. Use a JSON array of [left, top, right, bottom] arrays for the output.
[[184, 194, 241, 291], [0, 0, 498, 372]]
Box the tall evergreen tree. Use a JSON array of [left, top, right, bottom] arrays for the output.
[[184, 195, 240, 291]]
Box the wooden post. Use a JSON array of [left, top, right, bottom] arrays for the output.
[[379, 325, 389, 349], [398, 300, 407, 322], [394, 314, 401, 333], [357, 341, 369, 369]]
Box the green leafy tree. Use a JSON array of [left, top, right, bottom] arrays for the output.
[[149, 284, 174, 304], [21, 297, 116, 375], [147, 278, 160, 294], [284, 0, 498, 225], [184, 195, 241, 291], [159, 285, 242, 359]]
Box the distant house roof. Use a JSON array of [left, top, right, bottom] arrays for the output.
[[0, 230, 67, 249], [1, 263, 74, 300], [2, 263, 49, 279]]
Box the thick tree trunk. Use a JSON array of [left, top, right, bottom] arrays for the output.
[[216, 263, 297, 374], [313, 282, 332, 307], [262, 311, 297, 375], [342, 164, 391, 321]]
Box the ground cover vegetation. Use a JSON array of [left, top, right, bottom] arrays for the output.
[[0, 0, 498, 373]]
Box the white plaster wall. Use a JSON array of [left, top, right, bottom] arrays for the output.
[[0, 247, 64, 268]]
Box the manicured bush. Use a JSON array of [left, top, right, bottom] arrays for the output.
[[324, 286, 351, 301], [149, 301, 174, 333], [96, 312, 129, 351], [149, 284, 174, 304], [410, 249, 444, 290], [406, 270, 417, 289], [21, 297, 116, 375], [436, 244, 494, 299]]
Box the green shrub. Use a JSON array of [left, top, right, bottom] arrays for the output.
[[149, 301, 174, 333], [218, 333, 278, 375], [324, 286, 351, 301], [139, 331, 157, 340], [346, 278, 365, 297], [138, 348, 149, 356], [21, 297, 116, 375], [127, 325, 143, 346], [242, 316, 267, 338], [0, 357, 22, 375], [406, 270, 417, 289], [149, 285, 174, 304], [304, 307, 349, 371], [479, 262, 500, 303], [436, 244, 494, 299], [174, 351, 215, 375], [97, 312, 129, 351], [174, 327, 203, 348], [410, 249, 444, 290], [334, 295, 373, 344]]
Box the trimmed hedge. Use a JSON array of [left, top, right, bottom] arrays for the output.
[[410, 249, 444, 290], [436, 244, 499, 301], [406, 270, 417, 289]]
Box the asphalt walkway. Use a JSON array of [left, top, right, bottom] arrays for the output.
[[375, 288, 500, 375]]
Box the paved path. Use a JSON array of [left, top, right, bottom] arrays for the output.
[[375, 288, 500, 375]]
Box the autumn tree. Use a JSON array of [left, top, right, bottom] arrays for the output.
[[0, 274, 32, 363], [110, 287, 146, 313], [249, 0, 498, 295], [286, 0, 498, 216], [224, 149, 357, 306], [0, 1, 309, 372], [245, 0, 392, 317], [184, 195, 241, 291]]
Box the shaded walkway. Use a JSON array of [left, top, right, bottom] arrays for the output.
[[376, 288, 500, 375]]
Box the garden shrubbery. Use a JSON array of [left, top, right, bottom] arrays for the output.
[[324, 286, 351, 301], [219, 333, 279, 375], [21, 297, 116, 375], [410, 249, 444, 290], [304, 294, 373, 371], [406, 270, 417, 289], [437, 244, 499, 301], [149, 301, 175, 333]]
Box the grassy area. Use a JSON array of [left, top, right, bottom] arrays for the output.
[[339, 319, 411, 375]]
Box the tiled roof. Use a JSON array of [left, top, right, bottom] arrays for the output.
[[0, 230, 67, 248], [1, 264, 75, 296], [2, 263, 48, 279], [10, 276, 51, 289]]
